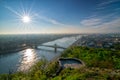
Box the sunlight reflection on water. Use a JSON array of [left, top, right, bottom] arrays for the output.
[[0, 36, 81, 73], [18, 49, 38, 72]]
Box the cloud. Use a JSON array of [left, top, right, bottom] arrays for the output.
[[47, 19, 63, 25], [79, 17, 120, 33], [79, 0, 120, 33], [35, 13, 64, 25], [41, 17, 64, 25], [98, 0, 120, 6], [96, 0, 120, 10], [115, 8, 120, 11], [80, 18, 102, 27], [97, 18, 120, 30]]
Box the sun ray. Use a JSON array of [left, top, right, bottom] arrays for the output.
[[4, 0, 41, 34], [5, 6, 22, 17], [28, 0, 35, 16], [20, 1, 26, 16]]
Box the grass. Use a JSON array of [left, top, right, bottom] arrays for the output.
[[0, 46, 120, 80]]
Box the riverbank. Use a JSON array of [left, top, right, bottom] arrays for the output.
[[0, 46, 30, 55], [1, 45, 120, 80], [1, 36, 120, 79], [0, 34, 78, 55], [0, 35, 79, 74]]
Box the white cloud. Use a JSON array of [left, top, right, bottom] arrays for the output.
[[96, 0, 120, 10], [97, 18, 120, 30], [115, 8, 120, 11], [48, 19, 63, 25], [98, 0, 120, 6], [79, 16, 120, 33], [80, 18, 101, 27], [35, 14, 64, 25]]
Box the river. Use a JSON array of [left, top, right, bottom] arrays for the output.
[[0, 35, 81, 74]]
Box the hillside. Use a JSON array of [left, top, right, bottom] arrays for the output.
[[0, 45, 120, 80]]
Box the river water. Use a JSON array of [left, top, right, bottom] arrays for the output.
[[0, 36, 81, 74]]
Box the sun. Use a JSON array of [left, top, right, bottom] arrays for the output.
[[22, 16, 30, 23]]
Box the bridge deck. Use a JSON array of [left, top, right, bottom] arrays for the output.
[[38, 44, 66, 49]]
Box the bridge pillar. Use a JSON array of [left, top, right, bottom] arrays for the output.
[[54, 44, 57, 53], [32, 45, 37, 49], [35, 46, 37, 49]]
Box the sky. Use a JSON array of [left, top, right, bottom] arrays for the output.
[[0, 0, 120, 34]]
